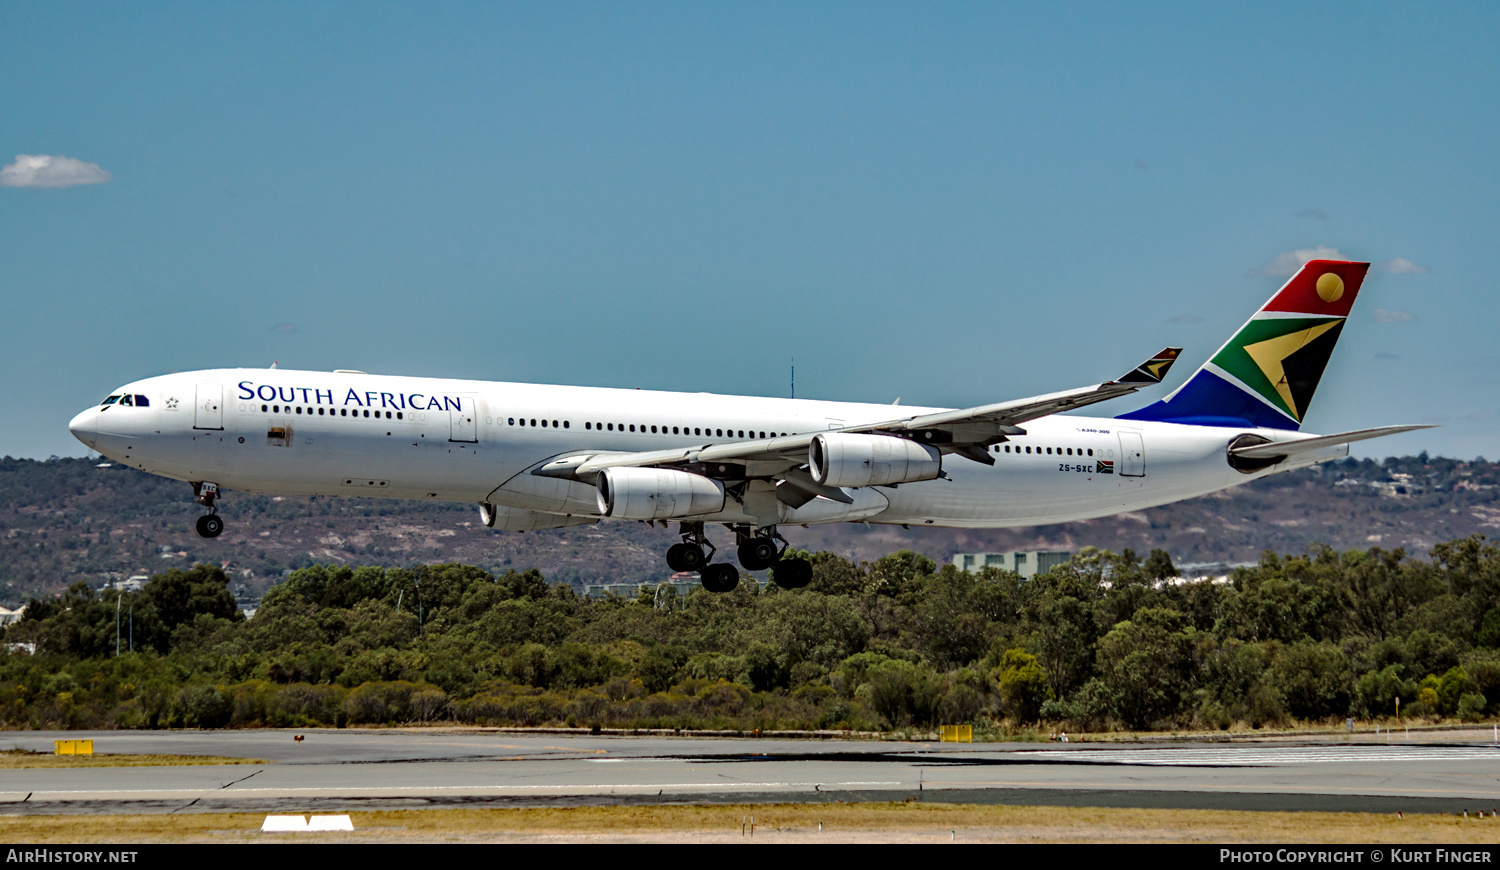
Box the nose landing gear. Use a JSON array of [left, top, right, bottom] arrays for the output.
[[193, 482, 224, 539]]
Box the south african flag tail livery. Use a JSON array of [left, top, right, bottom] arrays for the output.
[[1121, 260, 1365, 431]]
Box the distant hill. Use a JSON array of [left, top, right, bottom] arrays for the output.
[[3, 453, 1498, 605]]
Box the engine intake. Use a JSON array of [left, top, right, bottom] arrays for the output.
[[596, 467, 726, 520], [809, 433, 942, 488]]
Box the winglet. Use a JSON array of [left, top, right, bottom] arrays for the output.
[[1113, 347, 1183, 385]]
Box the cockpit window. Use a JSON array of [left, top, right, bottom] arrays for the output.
[[101, 395, 122, 406], [134, 395, 149, 407], [119, 395, 134, 406]]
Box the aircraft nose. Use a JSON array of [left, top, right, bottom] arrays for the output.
[[68, 408, 98, 449]]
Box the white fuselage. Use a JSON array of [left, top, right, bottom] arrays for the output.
[[69, 368, 1341, 531]]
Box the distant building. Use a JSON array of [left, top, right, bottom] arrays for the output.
[[952, 550, 1071, 579], [583, 578, 697, 600], [583, 574, 765, 600], [0, 605, 24, 627]]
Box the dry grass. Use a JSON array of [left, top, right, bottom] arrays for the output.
[[5, 803, 1498, 843], [0, 751, 267, 769]]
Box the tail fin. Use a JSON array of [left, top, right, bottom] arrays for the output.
[[1117, 259, 1368, 431]]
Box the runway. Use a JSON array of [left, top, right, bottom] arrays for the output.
[[4, 729, 1499, 815]]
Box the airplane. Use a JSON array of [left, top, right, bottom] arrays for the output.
[[68, 259, 1428, 592]]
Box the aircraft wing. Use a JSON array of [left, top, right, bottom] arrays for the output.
[[1228, 424, 1437, 460], [538, 347, 1183, 481]]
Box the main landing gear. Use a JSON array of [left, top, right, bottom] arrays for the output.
[[193, 482, 224, 539], [663, 522, 812, 592]]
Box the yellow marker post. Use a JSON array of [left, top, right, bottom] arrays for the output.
[[53, 739, 94, 755], [939, 725, 972, 743]]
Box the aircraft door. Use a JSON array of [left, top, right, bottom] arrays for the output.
[[1118, 431, 1145, 477], [194, 383, 223, 430], [449, 395, 478, 443]]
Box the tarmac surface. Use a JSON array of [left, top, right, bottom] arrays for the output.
[[5, 728, 1500, 815]]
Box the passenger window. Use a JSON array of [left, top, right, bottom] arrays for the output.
[[563, 421, 569, 428], [629, 424, 635, 432], [1088, 448, 1093, 456], [541, 419, 548, 428], [607, 423, 613, 431]]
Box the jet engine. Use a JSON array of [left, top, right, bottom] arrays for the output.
[[809, 433, 942, 488], [596, 467, 726, 520]]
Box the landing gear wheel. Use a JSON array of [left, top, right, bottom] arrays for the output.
[[196, 514, 224, 539], [700, 563, 740, 593], [737, 538, 780, 571], [666, 543, 707, 573], [771, 558, 812, 590]]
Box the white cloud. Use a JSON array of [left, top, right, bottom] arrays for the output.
[[1372, 309, 1416, 323], [1250, 246, 1345, 277], [1382, 257, 1430, 275], [0, 154, 111, 189]]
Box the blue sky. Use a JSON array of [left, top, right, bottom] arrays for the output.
[[3, 2, 1495, 459]]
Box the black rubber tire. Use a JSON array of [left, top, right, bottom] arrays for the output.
[[666, 543, 691, 573], [701, 563, 740, 593], [196, 514, 224, 539], [737, 539, 779, 571], [772, 558, 812, 589], [678, 543, 706, 572]]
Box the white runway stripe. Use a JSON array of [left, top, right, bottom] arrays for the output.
[[1015, 746, 1500, 766]]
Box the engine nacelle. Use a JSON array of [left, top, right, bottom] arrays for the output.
[[809, 433, 942, 488], [596, 467, 726, 520]]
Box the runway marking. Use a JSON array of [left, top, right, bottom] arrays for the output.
[[1015, 746, 1500, 766], [0, 781, 906, 799]]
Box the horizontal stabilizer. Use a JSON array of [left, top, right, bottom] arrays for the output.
[[1229, 424, 1436, 460]]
